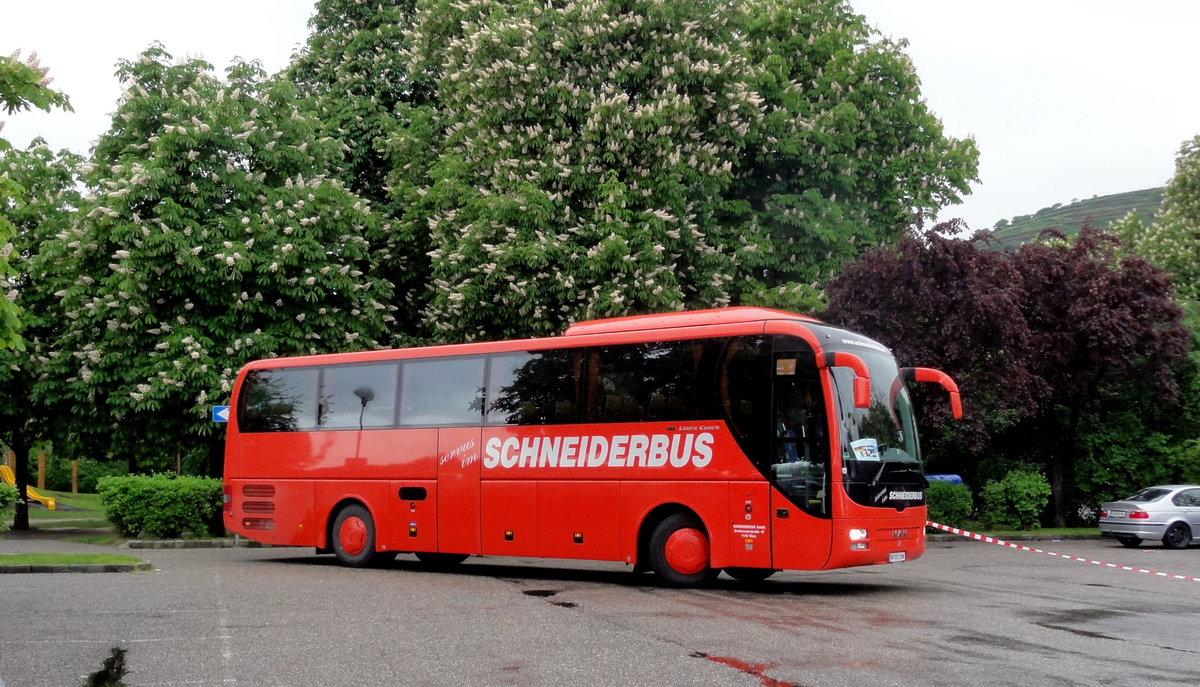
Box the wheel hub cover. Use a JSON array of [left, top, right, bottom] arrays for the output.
[[665, 528, 709, 575], [339, 517, 368, 555]]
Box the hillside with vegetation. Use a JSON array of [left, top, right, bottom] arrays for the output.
[[986, 187, 1163, 248]]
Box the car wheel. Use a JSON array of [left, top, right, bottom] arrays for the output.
[[1162, 522, 1192, 550], [649, 513, 718, 587], [1117, 536, 1142, 548], [331, 504, 376, 567]]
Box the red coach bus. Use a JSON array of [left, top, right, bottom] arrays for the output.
[[223, 307, 960, 586]]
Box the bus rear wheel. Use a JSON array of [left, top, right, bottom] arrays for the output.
[[649, 513, 717, 587], [331, 504, 376, 567]]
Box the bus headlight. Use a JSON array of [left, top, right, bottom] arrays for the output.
[[849, 528, 869, 550]]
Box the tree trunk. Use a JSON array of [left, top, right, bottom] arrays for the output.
[[1047, 400, 1085, 528], [1048, 450, 1065, 528], [11, 437, 31, 531]]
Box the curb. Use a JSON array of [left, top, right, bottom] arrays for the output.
[[125, 538, 272, 549], [0, 562, 154, 574]]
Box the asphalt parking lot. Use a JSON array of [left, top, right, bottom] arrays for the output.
[[1, 535, 1198, 686]]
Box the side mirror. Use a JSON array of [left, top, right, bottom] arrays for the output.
[[900, 368, 962, 419], [854, 377, 871, 409], [823, 352, 872, 409]]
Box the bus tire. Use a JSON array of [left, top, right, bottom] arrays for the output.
[[415, 552, 469, 568], [331, 504, 376, 567], [724, 567, 776, 583], [649, 513, 717, 587]]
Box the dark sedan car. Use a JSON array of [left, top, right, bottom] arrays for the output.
[[1099, 485, 1200, 549]]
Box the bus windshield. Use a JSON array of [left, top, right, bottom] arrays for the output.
[[834, 348, 920, 466], [822, 332, 925, 511]]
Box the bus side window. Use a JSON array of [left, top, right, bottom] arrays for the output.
[[238, 368, 320, 433], [718, 337, 772, 465], [484, 350, 582, 426], [399, 357, 486, 427], [318, 363, 398, 429]]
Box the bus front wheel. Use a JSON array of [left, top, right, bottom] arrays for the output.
[[331, 504, 376, 567], [649, 513, 717, 587]]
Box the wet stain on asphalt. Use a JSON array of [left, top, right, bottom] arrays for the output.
[[691, 652, 797, 687], [522, 588, 578, 608]]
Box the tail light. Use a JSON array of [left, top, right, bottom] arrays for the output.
[[1129, 511, 1150, 519], [1099, 509, 1108, 518], [242, 518, 276, 531], [223, 485, 232, 513]]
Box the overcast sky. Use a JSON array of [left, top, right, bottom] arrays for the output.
[[3, 1, 1198, 231]]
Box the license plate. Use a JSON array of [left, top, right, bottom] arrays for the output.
[[1109, 510, 1126, 518], [889, 551, 906, 563]]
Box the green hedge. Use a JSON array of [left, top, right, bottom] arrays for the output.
[[0, 482, 17, 531], [97, 475, 225, 539], [926, 481, 973, 528], [979, 469, 1051, 530]]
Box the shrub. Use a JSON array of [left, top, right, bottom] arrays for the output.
[[926, 481, 972, 527], [978, 469, 1051, 530], [39, 455, 129, 493], [97, 475, 224, 539], [0, 482, 17, 531]]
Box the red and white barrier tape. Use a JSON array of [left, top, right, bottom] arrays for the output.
[[926, 521, 1200, 583]]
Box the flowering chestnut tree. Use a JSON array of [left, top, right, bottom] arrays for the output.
[[729, 2, 979, 310], [42, 46, 397, 472], [1, 49, 72, 348], [0, 140, 82, 528], [287, 0, 426, 327], [394, 0, 756, 340]]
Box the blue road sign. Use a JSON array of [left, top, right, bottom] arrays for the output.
[[212, 406, 231, 423]]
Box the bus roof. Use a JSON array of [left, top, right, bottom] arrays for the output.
[[564, 307, 820, 337]]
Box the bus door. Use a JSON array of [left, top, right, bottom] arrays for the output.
[[436, 427, 482, 555], [768, 340, 833, 570]]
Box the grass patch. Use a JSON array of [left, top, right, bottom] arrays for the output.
[[0, 553, 142, 567], [985, 527, 1095, 537], [29, 491, 107, 521]]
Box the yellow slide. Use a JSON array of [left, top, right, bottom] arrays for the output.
[[0, 464, 56, 510]]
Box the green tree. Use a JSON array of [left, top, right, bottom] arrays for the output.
[[1119, 134, 1200, 303], [39, 45, 397, 474], [287, 0, 426, 329], [0, 49, 72, 349], [0, 139, 82, 529], [728, 1, 978, 310]]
